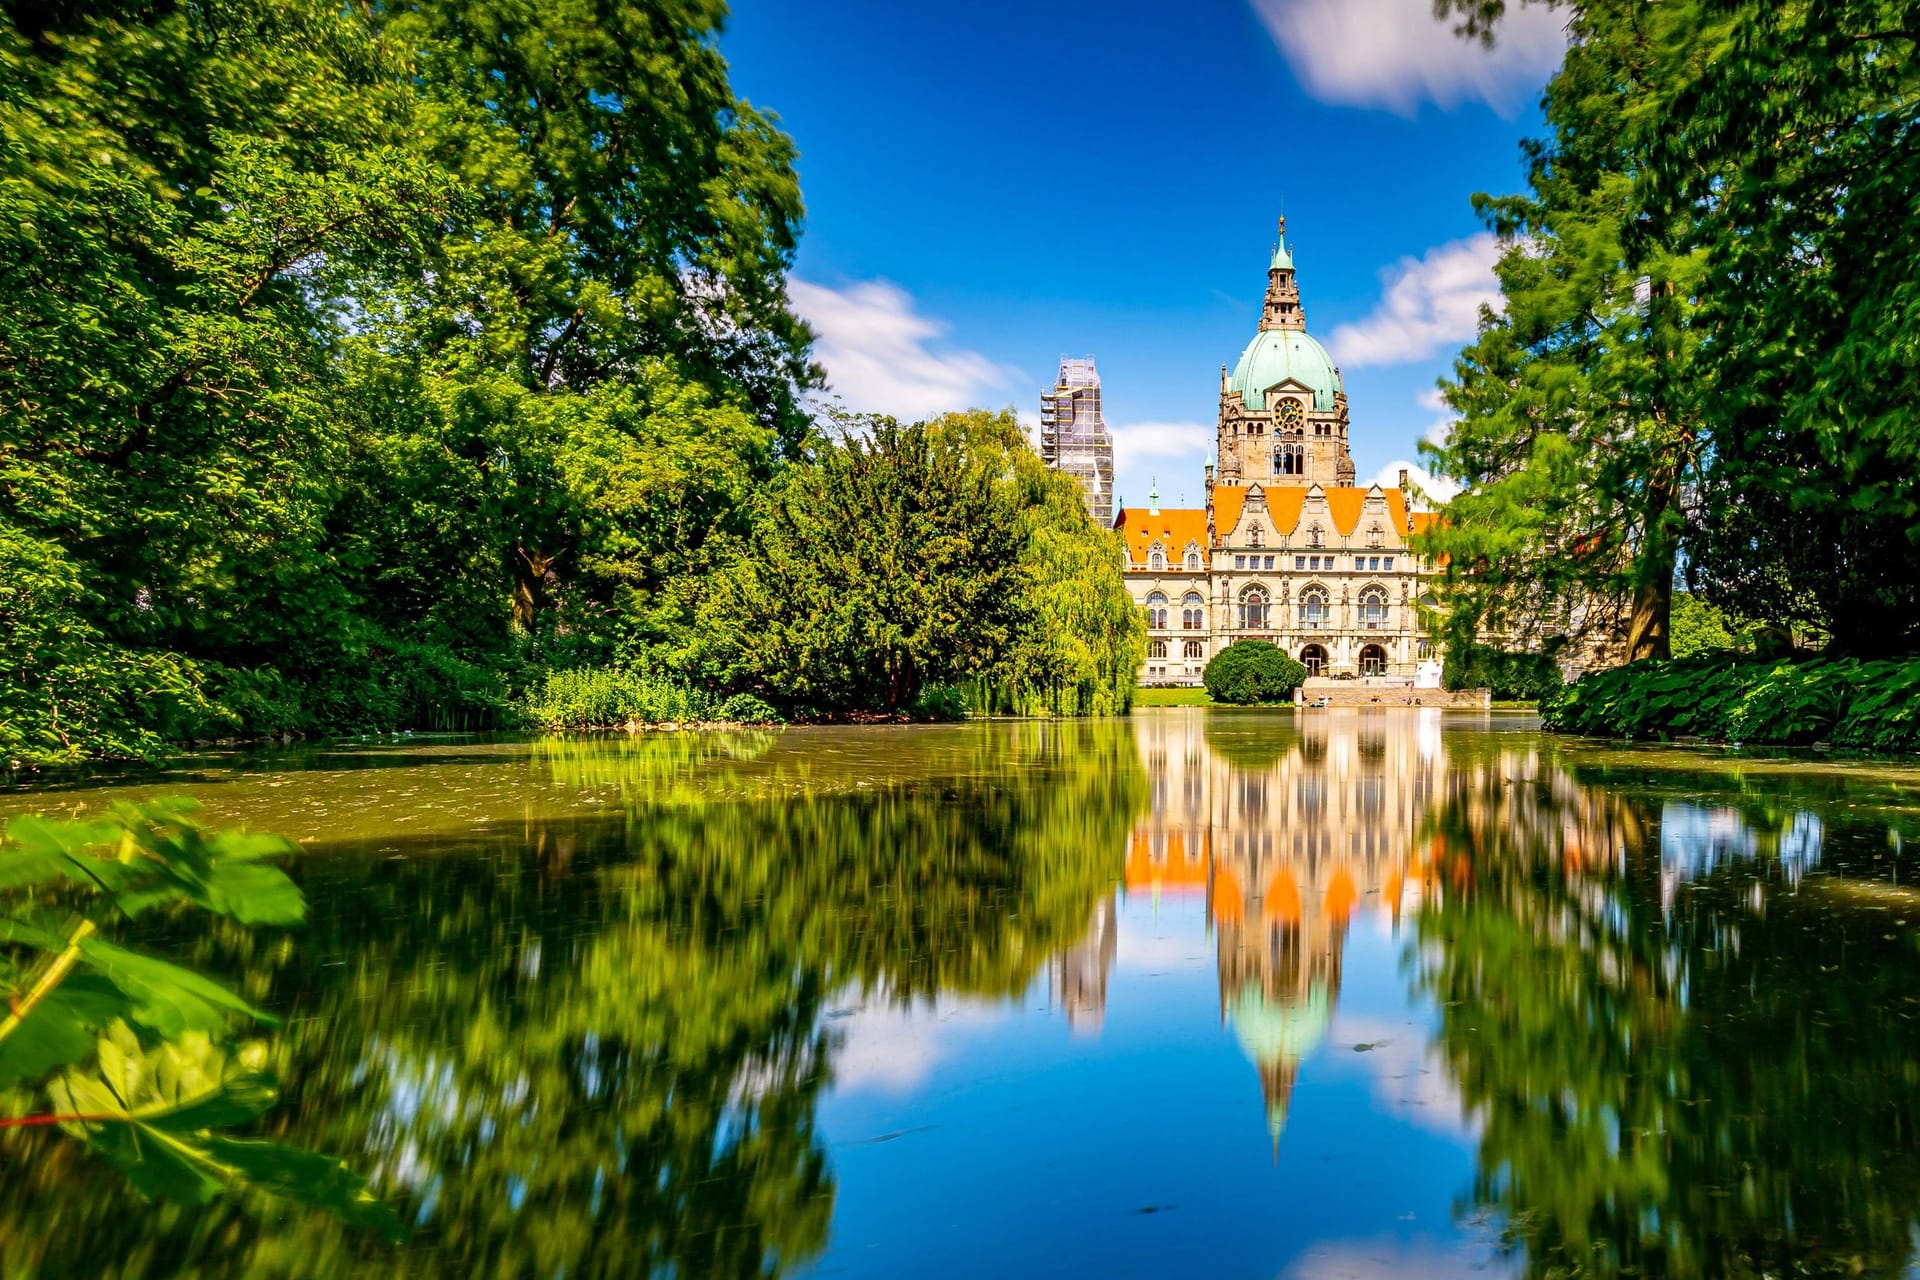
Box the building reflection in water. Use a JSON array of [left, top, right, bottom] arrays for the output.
[[1119, 708, 1445, 1144]]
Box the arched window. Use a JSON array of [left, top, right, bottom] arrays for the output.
[[1248, 525, 1264, 548], [1298, 587, 1329, 629], [1184, 547, 1202, 571], [1274, 442, 1304, 476], [1238, 586, 1269, 631], [1149, 639, 1168, 659], [1358, 587, 1389, 628], [1359, 643, 1388, 676], [1183, 593, 1204, 631], [1148, 543, 1165, 571], [1183, 640, 1205, 660], [1145, 591, 1169, 630], [1300, 643, 1328, 676]]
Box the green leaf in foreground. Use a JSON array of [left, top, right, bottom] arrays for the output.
[[48, 1027, 403, 1240]]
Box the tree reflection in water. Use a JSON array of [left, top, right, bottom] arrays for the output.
[[2, 717, 1918, 1277], [1126, 710, 1920, 1275], [1412, 751, 1920, 1278], [0, 724, 1146, 1278]]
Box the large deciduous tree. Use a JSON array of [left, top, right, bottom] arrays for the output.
[[1, 0, 455, 759], [347, 0, 815, 657], [699, 409, 1142, 716], [1433, 0, 1920, 656], [1422, 0, 1705, 665]]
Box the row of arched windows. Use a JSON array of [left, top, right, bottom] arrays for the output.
[[1151, 585, 1397, 632], [1145, 545, 1206, 572], [1232, 585, 1392, 630], [1147, 640, 1208, 660], [1145, 591, 1207, 630]]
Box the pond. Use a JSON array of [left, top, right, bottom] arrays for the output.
[[4, 710, 1920, 1278]]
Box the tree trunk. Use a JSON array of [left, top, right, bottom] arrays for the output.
[[1624, 470, 1678, 663], [1624, 567, 1672, 662], [512, 547, 554, 631]]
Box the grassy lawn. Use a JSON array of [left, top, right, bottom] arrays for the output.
[[1132, 686, 1214, 707], [1490, 699, 1540, 711]]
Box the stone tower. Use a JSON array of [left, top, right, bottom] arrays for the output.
[[1216, 220, 1355, 490]]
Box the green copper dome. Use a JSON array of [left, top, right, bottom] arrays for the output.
[[1228, 981, 1332, 1067], [1229, 328, 1341, 412]]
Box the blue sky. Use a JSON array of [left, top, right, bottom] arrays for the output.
[[724, 0, 1568, 511]]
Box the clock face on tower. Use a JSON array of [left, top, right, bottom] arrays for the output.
[[1277, 399, 1305, 432]]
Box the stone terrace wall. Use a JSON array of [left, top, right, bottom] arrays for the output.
[[1295, 682, 1490, 709]]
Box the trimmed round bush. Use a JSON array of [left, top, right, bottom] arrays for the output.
[[1202, 641, 1309, 705]]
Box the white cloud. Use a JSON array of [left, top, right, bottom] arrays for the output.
[[1110, 420, 1210, 463], [828, 993, 1011, 1097], [1372, 461, 1460, 509], [1326, 1013, 1478, 1142], [1286, 1237, 1517, 1280], [788, 277, 1013, 420], [1328, 234, 1504, 368], [1252, 0, 1567, 116], [1415, 387, 1454, 446]]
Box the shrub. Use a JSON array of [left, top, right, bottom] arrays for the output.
[[524, 668, 721, 729], [1443, 643, 1564, 701], [909, 683, 972, 721], [717, 693, 783, 724], [1543, 655, 1920, 752], [1203, 641, 1308, 705]]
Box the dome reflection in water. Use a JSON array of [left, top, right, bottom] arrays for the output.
[[1, 713, 1917, 1278]]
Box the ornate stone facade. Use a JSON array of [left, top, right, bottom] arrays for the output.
[[1114, 222, 1441, 686]]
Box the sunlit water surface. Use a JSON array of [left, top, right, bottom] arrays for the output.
[[4, 711, 1920, 1278]]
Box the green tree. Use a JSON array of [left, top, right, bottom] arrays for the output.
[[1421, 0, 1706, 666], [981, 414, 1144, 716], [699, 410, 1089, 714], [0, 802, 396, 1235], [1434, 0, 1920, 654], [345, 0, 814, 657], [1, 0, 457, 760], [1202, 640, 1308, 705], [1667, 591, 1737, 659]]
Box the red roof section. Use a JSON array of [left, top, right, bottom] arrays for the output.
[[1214, 484, 1416, 539], [1116, 506, 1209, 566]]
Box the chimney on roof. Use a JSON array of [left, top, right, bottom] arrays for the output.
[[1398, 468, 1409, 491]]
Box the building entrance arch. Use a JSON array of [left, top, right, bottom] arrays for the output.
[[1359, 643, 1388, 676], [1300, 644, 1328, 676]]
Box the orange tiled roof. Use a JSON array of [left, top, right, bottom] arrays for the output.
[[1324, 867, 1358, 922], [1213, 862, 1244, 927], [1214, 484, 1417, 540], [1261, 866, 1301, 924], [1408, 511, 1440, 538], [1212, 486, 1247, 545], [1125, 829, 1209, 893], [1116, 506, 1209, 568]]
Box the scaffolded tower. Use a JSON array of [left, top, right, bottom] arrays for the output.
[[1039, 355, 1116, 525]]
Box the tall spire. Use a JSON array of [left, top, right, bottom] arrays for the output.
[[1261, 215, 1305, 332]]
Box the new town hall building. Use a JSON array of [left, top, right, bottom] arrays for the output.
[[1107, 222, 1440, 686]]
